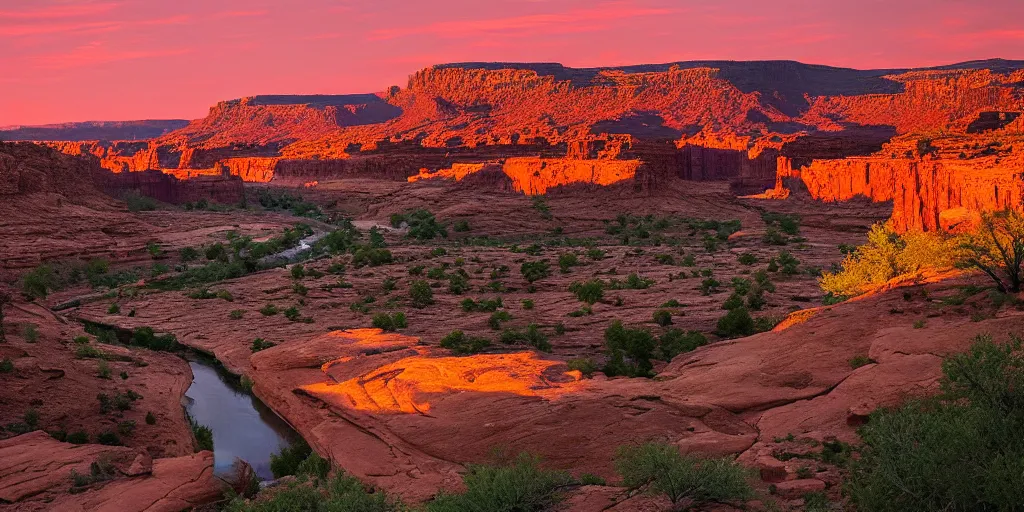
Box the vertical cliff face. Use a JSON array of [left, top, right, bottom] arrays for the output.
[[777, 146, 1024, 232]]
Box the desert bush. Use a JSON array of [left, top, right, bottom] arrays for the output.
[[259, 304, 279, 316], [67, 430, 89, 444], [145, 411, 157, 425], [123, 191, 158, 212], [270, 440, 313, 478], [391, 209, 447, 240], [957, 208, 1024, 292], [409, 280, 434, 308], [616, 441, 753, 507], [658, 329, 708, 360], [96, 430, 121, 446], [0, 358, 13, 373], [521, 299, 535, 310], [440, 330, 491, 355], [716, 307, 755, 337], [428, 453, 572, 512], [453, 219, 471, 232], [569, 280, 604, 304], [520, 261, 551, 283], [372, 312, 407, 331], [250, 338, 276, 353], [448, 271, 471, 294], [225, 469, 404, 512], [97, 360, 111, 379], [567, 358, 598, 377], [499, 324, 551, 352], [131, 327, 179, 351], [652, 309, 672, 326], [737, 252, 758, 265], [21, 323, 39, 343], [603, 321, 657, 378], [190, 416, 213, 452], [487, 311, 512, 330], [352, 247, 393, 267], [558, 253, 580, 273], [848, 334, 1024, 511], [820, 223, 954, 297]]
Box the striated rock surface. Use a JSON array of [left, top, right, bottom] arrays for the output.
[[0, 432, 221, 511]]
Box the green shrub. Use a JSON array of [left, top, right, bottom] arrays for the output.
[[848, 335, 1024, 511], [117, 420, 136, 437], [130, 327, 179, 351], [270, 440, 313, 478], [615, 442, 753, 507], [521, 299, 535, 310], [409, 280, 434, 308], [558, 253, 580, 273], [603, 321, 657, 377], [0, 358, 13, 373], [716, 307, 755, 337], [849, 355, 874, 369], [569, 280, 604, 304], [722, 293, 744, 310], [21, 323, 39, 343], [700, 278, 721, 295], [96, 430, 122, 446], [737, 252, 758, 265], [229, 309, 245, 320], [658, 329, 708, 360], [179, 246, 199, 262], [190, 416, 213, 452], [453, 219, 471, 232], [391, 209, 448, 240], [107, 303, 120, 315], [372, 312, 407, 332], [352, 247, 393, 267], [225, 470, 403, 511], [957, 209, 1024, 292], [145, 411, 157, 425], [520, 260, 551, 283], [652, 309, 672, 326], [587, 248, 606, 260], [499, 324, 551, 352], [67, 430, 89, 444], [462, 297, 504, 312], [567, 358, 598, 377], [250, 338, 276, 353], [123, 191, 158, 212], [97, 360, 111, 379], [439, 330, 491, 355], [487, 311, 512, 330], [290, 264, 305, 279], [427, 454, 572, 512]]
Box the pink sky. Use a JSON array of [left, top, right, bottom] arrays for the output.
[[2, 0, 1023, 125]]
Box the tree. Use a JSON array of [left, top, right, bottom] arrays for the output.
[[957, 209, 1024, 293]]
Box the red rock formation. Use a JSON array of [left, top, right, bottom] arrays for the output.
[[409, 157, 640, 194]]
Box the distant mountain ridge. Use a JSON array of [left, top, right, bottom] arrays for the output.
[[0, 120, 189, 142]]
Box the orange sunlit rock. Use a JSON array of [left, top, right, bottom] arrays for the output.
[[408, 157, 639, 194]]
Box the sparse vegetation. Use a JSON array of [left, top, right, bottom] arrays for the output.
[[250, 338, 276, 352], [957, 208, 1024, 292], [409, 280, 434, 308], [428, 453, 572, 512], [820, 223, 953, 297], [440, 330, 491, 355], [520, 260, 551, 283], [372, 312, 407, 331], [849, 334, 1024, 511], [616, 441, 753, 507]]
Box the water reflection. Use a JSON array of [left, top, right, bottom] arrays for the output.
[[184, 360, 300, 479]]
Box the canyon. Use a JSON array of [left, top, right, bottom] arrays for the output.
[[24, 59, 1024, 232], [1, 58, 1023, 511]]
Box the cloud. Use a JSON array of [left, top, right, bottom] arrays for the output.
[[0, 2, 120, 19], [210, 10, 269, 19], [0, 20, 122, 37], [33, 43, 192, 69], [370, 1, 676, 40]]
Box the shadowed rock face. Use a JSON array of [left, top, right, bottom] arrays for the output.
[[0, 120, 189, 142]]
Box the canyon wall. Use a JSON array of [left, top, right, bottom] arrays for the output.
[[776, 142, 1024, 231], [23, 59, 1024, 231]]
